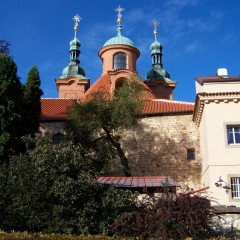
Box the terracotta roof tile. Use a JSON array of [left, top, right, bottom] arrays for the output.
[[40, 98, 76, 121], [83, 73, 155, 101], [40, 98, 194, 121], [142, 99, 194, 115], [83, 74, 111, 101]]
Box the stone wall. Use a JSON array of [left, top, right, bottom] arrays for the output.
[[111, 114, 202, 190], [40, 122, 66, 138], [213, 207, 240, 236], [40, 114, 202, 190]]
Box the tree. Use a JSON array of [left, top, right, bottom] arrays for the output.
[[0, 136, 137, 234], [0, 40, 11, 56], [22, 65, 43, 136], [0, 53, 23, 162], [66, 78, 148, 176]]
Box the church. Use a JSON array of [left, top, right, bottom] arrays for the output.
[[39, 6, 240, 215]]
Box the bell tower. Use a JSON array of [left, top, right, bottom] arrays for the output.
[[55, 15, 90, 99], [144, 19, 176, 100]]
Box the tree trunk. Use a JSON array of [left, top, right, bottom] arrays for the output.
[[103, 127, 131, 176]]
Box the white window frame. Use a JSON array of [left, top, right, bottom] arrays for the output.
[[224, 123, 240, 147], [230, 177, 240, 200], [227, 125, 240, 145]]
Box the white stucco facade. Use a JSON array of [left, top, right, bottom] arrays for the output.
[[194, 75, 240, 207]]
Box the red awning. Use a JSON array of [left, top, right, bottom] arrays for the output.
[[97, 176, 180, 188]]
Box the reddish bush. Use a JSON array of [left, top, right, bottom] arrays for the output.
[[112, 193, 215, 240]]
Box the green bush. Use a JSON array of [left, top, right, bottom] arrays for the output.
[[0, 137, 137, 235]]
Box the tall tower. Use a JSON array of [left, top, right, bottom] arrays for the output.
[[98, 5, 140, 76], [55, 15, 90, 99], [144, 19, 176, 100], [84, 6, 154, 100]]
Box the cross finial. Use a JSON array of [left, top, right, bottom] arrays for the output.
[[115, 5, 124, 23], [153, 18, 159, 36], [73, 14, 81, 31]]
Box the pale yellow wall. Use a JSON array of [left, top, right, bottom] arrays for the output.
[[201, 102, 240, 165], [197, 78, 240, 207], [206, 166, 240, 206]]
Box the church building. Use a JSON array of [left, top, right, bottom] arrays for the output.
[[40, 6, 240, 215]]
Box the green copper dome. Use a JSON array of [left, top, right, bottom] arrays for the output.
[[103, 35, 135, 47], [146, 68, 170, 80], [103, 6, 136, 48], [60, 21, 88, 79], [150, 40, 162, 54], [145, 21, 171, 81], [61, 65, 86, 78], [70, 36, 80, 50]]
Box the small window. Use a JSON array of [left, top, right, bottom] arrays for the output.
[[230, 177, 240, 199], [113, 53, 126, 69], [187, 148, 195, 160], [52, 133, 65, 144], [227, 126, 240, 145]]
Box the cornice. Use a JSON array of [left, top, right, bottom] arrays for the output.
[[193, 92, 240, 126]]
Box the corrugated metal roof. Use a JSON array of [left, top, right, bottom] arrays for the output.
[[97, 176, 180, 188]]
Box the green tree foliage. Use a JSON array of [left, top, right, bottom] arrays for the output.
[[22, 65, 43, 136], [0, 40, 11, 56], [66, 79, 147, 176], [0, 136, 137, 234], [0, 53, 23, 162]]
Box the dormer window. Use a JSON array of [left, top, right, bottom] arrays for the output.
[[113, 52, 126, 69]]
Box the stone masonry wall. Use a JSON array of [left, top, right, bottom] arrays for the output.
[[40, 114, 202, 190], [40, 122, 66, 138], [111, 114, 202, 190]]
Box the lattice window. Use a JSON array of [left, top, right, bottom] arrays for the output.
[[231, 177, 240, 199], [113, 52, 126, 69]]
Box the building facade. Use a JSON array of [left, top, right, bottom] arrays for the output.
[[40, 8, 240, 210]]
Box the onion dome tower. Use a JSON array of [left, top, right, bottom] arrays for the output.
[[55, 15, 90, 99], [98, 5, 140, 76], [144, 19, 176, 100]]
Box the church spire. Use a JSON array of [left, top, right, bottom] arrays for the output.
[[69, 14, 81, 66], [59, 14, 86, 79], [151, 19, 163, 69], [145, 19, 171, 81], [115, 5, 124, 36]]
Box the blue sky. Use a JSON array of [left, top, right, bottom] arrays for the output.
[[1, 0, 240, 102]]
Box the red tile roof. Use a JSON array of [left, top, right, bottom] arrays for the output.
[[83, 73, 155, 101], [40, 98, 77, 121], [40, 98, 194, 121], [142, 99, 194, 115], [83, 74, 112, 101], [97, 176, 180, 188]]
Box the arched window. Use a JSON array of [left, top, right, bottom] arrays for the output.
[[113, 52, 126, 69]]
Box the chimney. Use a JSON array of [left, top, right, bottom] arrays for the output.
[[217, 68, 228, 78]]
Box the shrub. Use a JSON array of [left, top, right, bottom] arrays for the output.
[[112, 192, 216, 240], [0, 136, 137, 235]]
